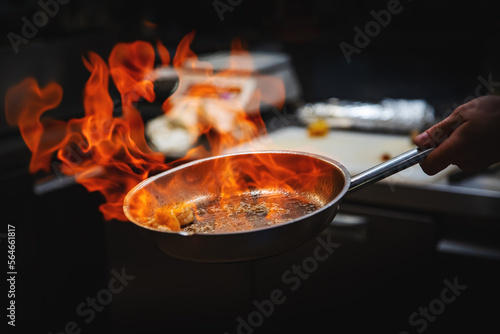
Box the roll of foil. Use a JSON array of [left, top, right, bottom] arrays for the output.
[[297, 98, 435, 133]]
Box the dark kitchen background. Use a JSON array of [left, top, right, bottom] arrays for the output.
[[1, 0, 500, 333]]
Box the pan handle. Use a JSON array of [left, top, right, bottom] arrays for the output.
[[346, 147, 434, 194]]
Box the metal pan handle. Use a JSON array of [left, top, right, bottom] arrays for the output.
[[346, 147, 434, 194]]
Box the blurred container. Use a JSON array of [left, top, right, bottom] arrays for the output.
[[297, 98, 435, 133]]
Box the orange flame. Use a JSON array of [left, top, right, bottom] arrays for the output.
[[5, 78, 64, 173], [5, 31, 288, 223], [6, 46, 167, 220]]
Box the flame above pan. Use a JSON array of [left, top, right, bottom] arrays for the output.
[[5, 31, 291, 221]]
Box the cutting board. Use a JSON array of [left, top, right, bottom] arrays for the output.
[[229, 126, 457, 185]]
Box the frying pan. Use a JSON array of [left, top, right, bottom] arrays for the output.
[[123, 147, 433, 262]]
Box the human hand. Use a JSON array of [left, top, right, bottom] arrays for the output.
[[414, 95, 500, 175]]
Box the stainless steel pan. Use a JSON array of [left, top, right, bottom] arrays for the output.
[[123, 147, 433, 262]]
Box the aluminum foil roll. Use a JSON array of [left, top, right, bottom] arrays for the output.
[[297, 98, 435, 133]]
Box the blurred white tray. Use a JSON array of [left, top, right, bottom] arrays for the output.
[[229, 126, 458, 185]]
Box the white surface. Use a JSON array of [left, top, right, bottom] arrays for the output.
[[145, 115, 196, 157], [229, 127, 458, 185]]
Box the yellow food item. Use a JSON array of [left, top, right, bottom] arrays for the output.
[[149, 203, 195, 231], [175, 206, 195, 226], [307, 119, 329, 137]]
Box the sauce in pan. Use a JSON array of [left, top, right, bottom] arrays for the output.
[[183, 192, 320, 233], [145, 191, 321, 233]]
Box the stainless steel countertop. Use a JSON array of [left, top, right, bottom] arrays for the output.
[[345, 167, 500, 219]]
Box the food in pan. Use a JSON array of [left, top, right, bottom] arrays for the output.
[[144, 192, 320, 233], [148, 202, 196, 231]]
